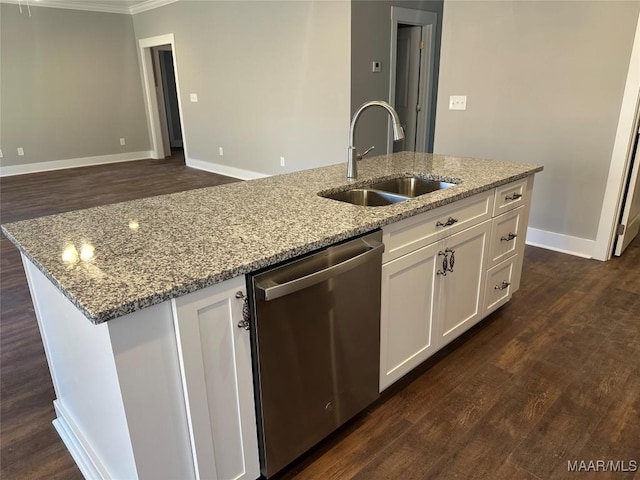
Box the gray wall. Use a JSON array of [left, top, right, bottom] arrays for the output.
[[434, 0, 640, 242], [351, 0, 443, 155], [132, 0, 350, 175], [0, 4, 149, 167]]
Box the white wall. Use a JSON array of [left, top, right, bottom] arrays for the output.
[[434, 0, 640, 257], [132, 0, 351, 177]]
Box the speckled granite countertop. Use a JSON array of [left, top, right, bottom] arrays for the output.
[[2, 152, 542, 324]]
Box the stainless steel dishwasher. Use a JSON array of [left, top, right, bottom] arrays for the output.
[[247, 230, 384, 478]]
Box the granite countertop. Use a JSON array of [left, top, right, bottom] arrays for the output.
[[2, 152, 543, 324]]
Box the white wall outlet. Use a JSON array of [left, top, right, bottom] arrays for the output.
[[449, 95, 467, 111], [372, 61, 382, 73], [190, 93, 198, 103], [219, 147, 224, 156], [17, 147, 24, 156], [0, 149, 3, 158], [120, 138, 126, 146], [280, 156, 285, 167]]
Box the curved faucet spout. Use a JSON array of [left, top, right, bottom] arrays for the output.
[[348, 100, 405, 180]]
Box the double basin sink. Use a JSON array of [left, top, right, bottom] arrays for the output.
[[320, 175, 457, 207]]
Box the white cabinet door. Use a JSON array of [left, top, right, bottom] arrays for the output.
[[171, 276, 260, 480], [380, 241, 440, 391], [435, 220, 491, 349]]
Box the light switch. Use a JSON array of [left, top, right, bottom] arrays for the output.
[[449, 95, 467, 110], [372, 61, 382, 73], [17, 147, 24, 156], [190, 93, 198, 103]]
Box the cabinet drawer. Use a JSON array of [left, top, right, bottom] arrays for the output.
[[488, 206, 525, 267], [383, 190, 494, 263], [493, 177, 529, 216], [484, 255, 522, 314]]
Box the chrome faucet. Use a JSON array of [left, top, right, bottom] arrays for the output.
[[347, 100, 405, 180]]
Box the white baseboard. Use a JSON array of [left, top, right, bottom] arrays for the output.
[[53, 400, 110, 480], [186, 157, 270, 180], [525, 227, 596, 259], [0, 151, 153, 177]]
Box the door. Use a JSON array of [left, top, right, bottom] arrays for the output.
[[380, 240, 439, 391], [393, 25, 422, 153], [436, 220, 491, 348], [250, 232, 383, 478], [159, 50, 183, 149], [389, 7, 437, 153], [614, 105, 640, 255], [171, 277, 260, 480]]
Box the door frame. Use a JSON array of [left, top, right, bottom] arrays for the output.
[[593, 10, 640, 260], [139, 34, 187, 160], [388, 7, 437, 153]]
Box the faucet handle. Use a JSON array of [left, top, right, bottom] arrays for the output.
[[357, 146, 375, 161]]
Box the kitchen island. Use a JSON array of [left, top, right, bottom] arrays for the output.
[[2, 152, 542, 479]]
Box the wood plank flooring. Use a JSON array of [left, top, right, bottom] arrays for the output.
[[1, 156, 638, 479]]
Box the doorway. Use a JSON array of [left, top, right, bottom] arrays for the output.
[[153, 46, 183, 156], [139, 34, 187, 161], [389, 7, 437, 153]]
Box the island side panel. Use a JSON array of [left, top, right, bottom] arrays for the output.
[[22, 256, 137, 479], [108, 303, 196, 480]]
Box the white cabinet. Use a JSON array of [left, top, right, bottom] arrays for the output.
[[172, 276, 260, 480], [380, 176, 534, 391], [380, 219, 491, 390], [380, 240, 440, 390], [436, 221, 491, 348]]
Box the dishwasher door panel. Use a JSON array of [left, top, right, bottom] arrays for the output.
[[250, 232, 382, 478]]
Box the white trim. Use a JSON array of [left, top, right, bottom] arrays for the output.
[[0, 0, 179, 15], [139, 34, 188, 162], [593, 10, 640, 261], [130, 0, 178, 15], [526, 227, 595, 259], [186, 157, 269, 181], [53, 400, 111, 480], [0, 151, 152, 177]]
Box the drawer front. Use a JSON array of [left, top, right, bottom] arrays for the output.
[[494, 177, 529, 216], [488, 206, 525, 267], [383, 190, 494, 263], [484, 255, 521, 314]]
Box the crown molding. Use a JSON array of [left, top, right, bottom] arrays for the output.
[[0, 0, 179, 15], [129, 0, 178, 15]]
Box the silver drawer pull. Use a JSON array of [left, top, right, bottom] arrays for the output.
[[436, 216, 458, 227], [494, 281, 511, 290], [500, 232, 518, 242], [505, 192, 522, 201]]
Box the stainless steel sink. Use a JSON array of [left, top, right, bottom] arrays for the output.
[[367, 176, 456, 197], [319, 175, 458, 207], [322, 188, 408, 206]]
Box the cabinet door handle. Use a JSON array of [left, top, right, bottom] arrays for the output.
[[494, 281, 511, 290], [500, 232, 518, 242], [437, 250, 449, 276], [436, 216, 458, 227], [437, 249, 455, 275], [505, 192, 522, 201], [235, 291, 250, 330]]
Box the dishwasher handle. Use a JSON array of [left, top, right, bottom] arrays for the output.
[[256, 241, 384, 301]]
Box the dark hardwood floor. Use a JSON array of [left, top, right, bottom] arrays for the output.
[[1, 155, 638, 479]]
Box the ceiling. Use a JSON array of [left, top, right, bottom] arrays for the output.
[[0, 0, 178, 14]]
